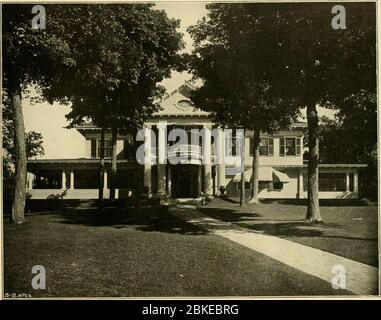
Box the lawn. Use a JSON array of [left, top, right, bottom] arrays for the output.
[[3, 204, 350, 297], [198, 198, 379, 267]]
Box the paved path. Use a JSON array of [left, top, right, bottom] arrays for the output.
[[169, 205, 379, 296]]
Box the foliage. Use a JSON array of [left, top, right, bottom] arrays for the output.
[[37, 4, 185, 130], [187, 3, 300, 132], [319, 92, 377, 199]]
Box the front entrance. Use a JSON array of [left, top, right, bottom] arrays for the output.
[[170, 164, 201, 198]]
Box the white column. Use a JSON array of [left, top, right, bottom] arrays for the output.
[[216, 128, 226, 195], [70, 170, 75, 190], [157, 123, 167, 195], [346, 172, 350, 192], [354, 171, 359, 192], [298, 169, 304, 199], [144, 125, 152, 195], [197, 165, 202, 197], [27, 172, 35, 190], [61, 170, 67, 190], [203, 124, 213, 196], [104, 171, 108, 190]]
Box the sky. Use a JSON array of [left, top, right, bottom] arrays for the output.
[[22, 2, 335, 159]]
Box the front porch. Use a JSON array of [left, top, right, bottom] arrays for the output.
[[26, 158, 218, 200], [26, 159, 144, 200]]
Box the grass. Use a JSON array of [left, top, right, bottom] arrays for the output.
[[199, 198, 379, 267], [3, 204, 351, 297]]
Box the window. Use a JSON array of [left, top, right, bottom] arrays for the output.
[[348, 173, 354, 192], [226, 129, 238, 156], [97, 139, 112, 158], [319, 173, 346, 192], [273, 181, 283, 190], [123, 139, 136, 160], [253, 137, 274, 156], [259, 181, 270, 190], [280, 137, 301, 156], [91, 139, 96, 158]]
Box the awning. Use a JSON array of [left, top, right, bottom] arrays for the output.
[[233, 167, 290, 183], [233, 167, 273, 182], [272, 169, 291, 183]]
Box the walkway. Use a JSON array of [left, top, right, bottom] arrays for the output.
[[169, 204, 379, 296]]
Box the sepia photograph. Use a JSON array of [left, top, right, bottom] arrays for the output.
[[1, 0, 379, 301]]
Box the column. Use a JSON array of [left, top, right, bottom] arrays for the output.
[[346, 172, 350, 192], [216, 128, 226, 195], [354, 171, 359, 192], [70, 170, 75, 190], [203, 124, 213, 196], [104, 171, 108, 190], [157, 122, 167, 196], [27, 172, 35, 190], [197, 165, 202, 197], [61, 170, 67, 190], [143, 125, 152, 196], [298, 169, 304, 199]]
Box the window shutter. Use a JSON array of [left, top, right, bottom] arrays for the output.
[[296, 138, 301, 156], [91, 139, 96, 158], [269, 138, 274, 156], [280, 138, 285, 157]]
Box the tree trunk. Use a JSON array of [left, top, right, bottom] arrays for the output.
[[109, 127, 117, 201], [98, 127, 105, 210], [11, 85, 27, 224], [305, 103, 322, 222], [239, 129, 246, 207], [249, 127, 260, 204]]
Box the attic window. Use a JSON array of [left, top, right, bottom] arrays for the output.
[[177, 99, 193, 109]]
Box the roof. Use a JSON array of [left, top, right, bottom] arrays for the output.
[[267, 164, 367, 169], [27, 158, 131, 164]]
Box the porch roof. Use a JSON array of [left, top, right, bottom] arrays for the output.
[[26, 158, 138, 171], [27, 158, 132, 164], [260, 164, 367, 169]]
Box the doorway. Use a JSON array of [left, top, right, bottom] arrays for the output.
[[171, 165, 200, 198]]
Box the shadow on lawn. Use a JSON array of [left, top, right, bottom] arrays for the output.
[[217, 196, 374, 207], [197, 207, 376, 240], [57, 205, 208, 236]]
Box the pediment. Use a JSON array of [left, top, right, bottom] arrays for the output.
[[153, 81, 210, 118]]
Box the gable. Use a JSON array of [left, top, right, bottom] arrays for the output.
[[152, 81, 210, 118]]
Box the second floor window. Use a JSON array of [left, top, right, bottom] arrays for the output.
[[91, 139, 112, 158], [280, 137, 301, 156], [250, 137, 274, 156], [225, 129, 238, 156]]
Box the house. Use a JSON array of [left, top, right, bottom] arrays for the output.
[[26, 81, 365, 200]]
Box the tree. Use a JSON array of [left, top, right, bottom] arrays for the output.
[[263, 3, 376, 221], [42, 4, 184, 205], [2, 94, 44, 203], [3, 5, 75, 223], [187, 4, 299, 206]]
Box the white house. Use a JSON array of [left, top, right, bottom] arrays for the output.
[[26, 81, 365, 200]]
